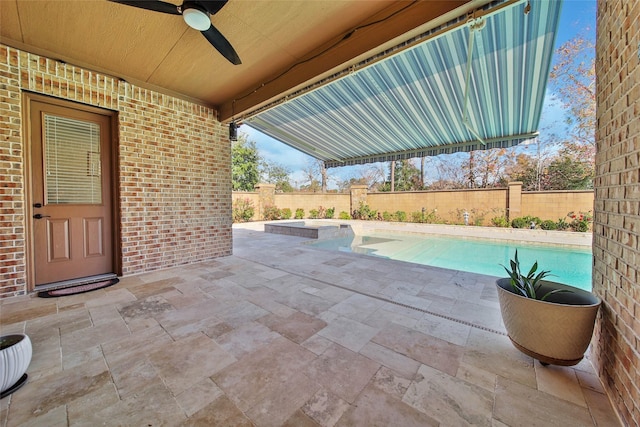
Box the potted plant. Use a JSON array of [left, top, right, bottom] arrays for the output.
[[1, 334, 32, 398], [496, 251, 601, 366]]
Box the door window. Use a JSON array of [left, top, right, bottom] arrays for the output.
[[44, 114, 102, 204]]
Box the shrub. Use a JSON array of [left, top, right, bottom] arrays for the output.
[[411, 208, 440, 224], [511, 217, 528, 229], [556, 218, 570, 231], [491, 215, 510, 228], [324, 207, 335, 219], [567, 211, 592, 232], [382, 211, 393, 221], [395, 211, 407, 222], [539, 219, 558, 230], [294, 208, 305, 219], [232, 198, 255, 223], [339, 211, 351, 220], [309, 209, 319, 219], [511, 216, 541, 229], [263, 205, 281, 220], [281, 208, 292, 219], [352, 202, 377, 220]]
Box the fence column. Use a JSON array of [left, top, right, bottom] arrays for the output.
[[254, 183, 275, 220], [350, 185, 368, 216], [507, 181, 523, 220]]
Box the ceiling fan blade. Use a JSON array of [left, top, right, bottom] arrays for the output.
[[197, 0, 228, 15], [108, 0, 180, 15], [201, 25, 241, 65]]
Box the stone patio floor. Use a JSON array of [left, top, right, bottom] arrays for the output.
[[0, 222, 619, 426]]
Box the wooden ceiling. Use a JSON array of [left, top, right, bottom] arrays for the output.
[[1, 0, 474, 121]]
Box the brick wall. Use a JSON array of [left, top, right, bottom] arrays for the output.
[[592, 0, 640, 425], [0, 44, 232, 298]]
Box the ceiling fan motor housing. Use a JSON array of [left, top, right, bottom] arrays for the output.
[[181, 2, 211, 31]]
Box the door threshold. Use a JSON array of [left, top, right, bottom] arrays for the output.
[[35, 273, 118, 292]]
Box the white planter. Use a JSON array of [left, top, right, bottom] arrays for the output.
[[496, 279, 601, 366], [1, 334, 32, 398]]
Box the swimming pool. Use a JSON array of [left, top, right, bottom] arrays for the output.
[[308, 232, 593, 291]]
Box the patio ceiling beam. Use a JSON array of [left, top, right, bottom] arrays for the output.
[[217, 0, 468, 122]]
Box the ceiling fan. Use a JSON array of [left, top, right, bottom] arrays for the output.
[[109, 0, 241, 65]]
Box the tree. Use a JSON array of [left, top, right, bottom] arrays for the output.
[[231, 135, 260, 191], [548, 32, 595, 148], [380, 160, 421, 191], [260, 162, 294, 192]]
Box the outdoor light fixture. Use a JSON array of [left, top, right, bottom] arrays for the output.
[[229, 122, 238, 141], [181, 4, 211, 31]]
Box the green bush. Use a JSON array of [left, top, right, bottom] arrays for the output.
[[339, 211, 351, 220], [410, 209, 440, 224], [556, 218, 570, 231], [263, 205, 281, 220], [395, 211, 407, 222], [232, 198, 255, 223], [491, 215, 510, 228], [324, 207, 335, 219], [539, 219, 558, 230], [309, 209, 319, 219], [294, 208, 305, 219], [511, 217, 528, 228], [281, 208, 292, 219], [352, 202, 377, 220], [382, 211, 393, 221], [511, 216, 541, 229]]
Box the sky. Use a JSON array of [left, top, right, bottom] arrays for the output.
[[239, 0, 597, 188]]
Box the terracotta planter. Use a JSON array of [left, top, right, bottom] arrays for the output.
[[0, 334, 32, 398], [496, 278, 601, 366]]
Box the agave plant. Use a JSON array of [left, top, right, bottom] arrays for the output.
[[501, 250, 569, 301]]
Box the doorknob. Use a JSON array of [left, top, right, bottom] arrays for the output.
[[33, 214, 51, 219], [33, 203, 42, 208]]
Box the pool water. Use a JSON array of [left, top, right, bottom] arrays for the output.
[[308, 232, 593, 291]]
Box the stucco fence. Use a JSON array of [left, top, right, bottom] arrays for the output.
[[233, 182, 594, 226]]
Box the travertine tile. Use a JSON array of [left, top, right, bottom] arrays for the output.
[[6, 358, 110, 426], [534, 361, 586, 407], [463, 328, 536, 388], [328, 293, 385, 322], [371, 366, 413, 399], [317, 315, 378, 352], [302, 388, 351, 427], [582, 388, 621, 427], [337, 384, 438, 426], [359, 342, 421, 380], [372, 323, 464, 376], [175, 377, 224, 417], [213, 337, 317, 411], [493, 376, 595, 426], [216, 320, 281, 358], [404, 363, 494, 426], [148, 333, 236, 395], [414, 312, 472, 346], [0, 227, 619, 426], [259, 311, 327, 344], [179, 395, 253, 427], [305, 343, 380, 403]]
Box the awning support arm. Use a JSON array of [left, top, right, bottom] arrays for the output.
[[462, 16, 486, 146]]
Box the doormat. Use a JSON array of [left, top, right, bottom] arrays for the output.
[[37, 278, 119, 298]]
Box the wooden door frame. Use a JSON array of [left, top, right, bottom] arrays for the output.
[[22, 92, 121, 292]]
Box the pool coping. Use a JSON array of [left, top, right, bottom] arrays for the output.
[[265, 220, 592, 248]]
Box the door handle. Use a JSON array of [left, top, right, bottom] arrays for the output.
[[33, 214, 51, 219]]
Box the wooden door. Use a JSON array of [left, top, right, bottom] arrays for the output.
[[29, 98, 114, 286]]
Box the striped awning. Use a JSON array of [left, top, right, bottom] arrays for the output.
[[245, 0, 562, 168]]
